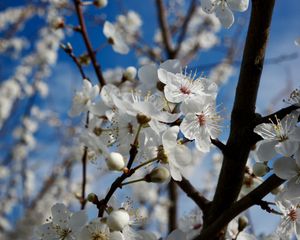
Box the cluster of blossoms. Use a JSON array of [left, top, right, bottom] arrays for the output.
[[2, 0, 299, 239], [103, 10, 142, 54], [253, 107, 300, 238], [200, 0, 249, 28], [35, 58, 223, 239]]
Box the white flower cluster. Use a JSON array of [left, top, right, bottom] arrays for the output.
[[103, 11, 142, 54], [200, 0, 249, 28], [69, 59, 221, 182], [253, 107, 300, 239], [36, 202, 188, 240]]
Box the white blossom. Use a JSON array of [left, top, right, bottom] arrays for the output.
[[103, 21, 129, 54]]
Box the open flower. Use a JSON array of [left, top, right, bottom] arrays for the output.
[[200, 0, 249, 28], [103, 21, 129, 54], [112, 91, 180, 133], [158, 67, 216, 104], [180, 95, 221, 152], [36, 203, 87, 240], [273, 157, 300, 181], [69, 79, 99, 117], [78, 218, 124, 240], [254, 112, 300, 162], [161, 126, 192, 181], [276, 199, 300, 240]]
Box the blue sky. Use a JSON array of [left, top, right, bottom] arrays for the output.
[[1, 0, 300, 236]]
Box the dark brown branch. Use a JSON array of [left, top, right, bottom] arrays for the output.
[[176, 177, 210, 212], [61, 43, 87, 79], [73, 0, 106, 87], [97, 145, 139, 217], [168, 180, 178, 232], [173, 0, 197, 57], [156, 0, 174, 58], [195, 174, 284, 240], [201, 0, 276, 238], [210, 138, 227, 153], [80, 146, 88, 209], [257, 200, 282, 215], [255, 105, 299, 125]]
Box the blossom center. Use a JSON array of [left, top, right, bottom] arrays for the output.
[[288, 209, 297, 221], [179, 86, 191, 95], [91, 233, 108, 240], [197, 113, 206, 126]]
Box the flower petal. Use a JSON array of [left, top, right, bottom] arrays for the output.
[[273, 157, 299, 180], [162, 126, 179, 148], [255, 140, 277, 162], [227, 0, 249, 12], [69, 210, 88, 231], [215, 4, 234, 29]]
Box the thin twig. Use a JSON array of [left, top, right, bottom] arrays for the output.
[[194, 174, 284, 240], [200, 0, 276, 238], [73, 0, 106, 87], [255, 105, 299, 125], [156, 0, 174, 58], [61, 43, 87, 79], [173, 0, 197, 57], [176, 177, 210, 212]]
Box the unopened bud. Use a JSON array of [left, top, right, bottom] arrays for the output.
[[137, 113, 151, 125], [87, 193, 98, 204], [107, 209, 130, 231], [145, 167, 170, 183], [79, 54, 91, 65], [123, 66, 137, 80], [238, 216, 248, 232], [157, 145, 168, 163], [93, 0, 108, 8], [106, 152, 125, 171], [252, 162, 269, 177], [51, 17, 64, 29], [271, 185, 283, 195]]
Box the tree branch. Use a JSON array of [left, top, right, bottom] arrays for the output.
[[195, 174, 284, 240], [255, 105, 299, 125], [73, 0, 106, 87], [202, 0, 276, 238], [173, 0, 197, 57], [156, 0, 174, 58], [61, 43, 87, 80], [176, 177, 210, 212], [168, 180, 178, 232]]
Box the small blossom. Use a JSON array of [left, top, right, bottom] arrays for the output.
[[103, 21, 129, 54], [276, 199, 300, 240], [69, 80, 99, 117], [180, 95, 221, 152], [254, 112, 300, 162], [36, 203, 87, 240], [201, 0, 249, 28], [107, 209, 130, 232]]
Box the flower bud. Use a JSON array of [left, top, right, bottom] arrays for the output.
[[238, 216, 248, 231], [106, 152, 125, 171], [145, 167, 170, 183], [51, 17, 64, 29], [271, 185, 283, 195], [157, 145, 168, 164], [136, 113, 151, 125], [123, 66, 137, 80], [87, 193, 98, 204], [107, 209, 130, 231], [93, 0, 108, 8], [252, 162, 269, 177]]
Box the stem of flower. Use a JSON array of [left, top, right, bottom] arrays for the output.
[[132, 158, 158, 171], [121, 178, 145, 186]]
